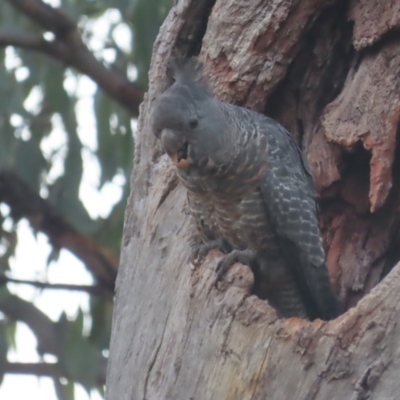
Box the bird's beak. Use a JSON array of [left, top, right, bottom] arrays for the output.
[[160, 129, 193, 169]]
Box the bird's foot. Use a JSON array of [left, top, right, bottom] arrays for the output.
[[215, 249, 256, 285], [190, 238, 230, 267]]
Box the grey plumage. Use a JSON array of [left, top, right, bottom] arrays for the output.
[[151, 58, 339, 320]]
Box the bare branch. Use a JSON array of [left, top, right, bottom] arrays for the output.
[[7, 0, 75, 38], [0, 169, 117, 288], [4, 0, 144, 116], [0, 274, 110, 296], [0, 292, 108, 384], [4, 362, 63, 378], [0, 292, 59, 355], [4, 362, 106, 385], [0, 29, 69, 59]]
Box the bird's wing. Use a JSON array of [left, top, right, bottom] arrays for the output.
[[258, 118, 339, 320]]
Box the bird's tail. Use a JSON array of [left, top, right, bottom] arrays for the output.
[[299, 254, 341, 320], [253, 252, 309, 319], [253, 251, 340, 320]]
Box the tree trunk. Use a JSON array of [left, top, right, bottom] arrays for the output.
[[106, 1, 400, 399]]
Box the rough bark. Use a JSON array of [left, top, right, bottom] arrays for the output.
[[106, 1, 400, 399]]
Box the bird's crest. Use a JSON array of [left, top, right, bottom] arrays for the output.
[[166, 57, 211, 97]]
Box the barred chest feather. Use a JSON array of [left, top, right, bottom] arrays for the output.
[[192, 190, 277, 251], [179, 160, 277, 251]]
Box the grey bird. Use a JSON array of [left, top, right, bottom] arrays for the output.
[[151, 58, 339, 320]]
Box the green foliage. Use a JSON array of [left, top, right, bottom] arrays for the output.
[[57, 310, 101, 391], [4, 320, 17, 352], [126, 0, 173, 86], [0, 216, 17, 273], [0, 0, 173, 398], [0, 321, 7, 384], [54, 378, 75, 400], [88, 296, 113, 349]]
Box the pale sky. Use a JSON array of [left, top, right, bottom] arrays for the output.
[[0, 8, 133, 400]]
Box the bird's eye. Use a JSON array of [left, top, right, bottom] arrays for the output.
[[189, 118, 198, 129]]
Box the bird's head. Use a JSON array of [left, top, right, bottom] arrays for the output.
[[151, 58, 230, 170]]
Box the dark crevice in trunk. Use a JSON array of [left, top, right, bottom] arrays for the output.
[[380, 123, 400, 280], [264, 2, 354, 145], [320, 127, 400, 311], [175, 0, 216, 57], [339, 142, 371, 215]]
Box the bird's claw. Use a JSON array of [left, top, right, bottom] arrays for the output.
[[190, 239, 228, 267], [190, 249, 203, 267], [214, 249, 256, 288], [215, 257, 233, 283], [190, 245, 209, 267]]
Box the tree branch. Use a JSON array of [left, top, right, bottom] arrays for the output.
[[0, 169, 117, 288], [4, 362, 62, 378], [0, 291, 108, 385], [0, 274, 109, 296], [7, 0, 75, 37], [3, 362, 106, 385], [0, 292, 59, 355], [4, 0, 144, 116], [0, 29, 69, 60]]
